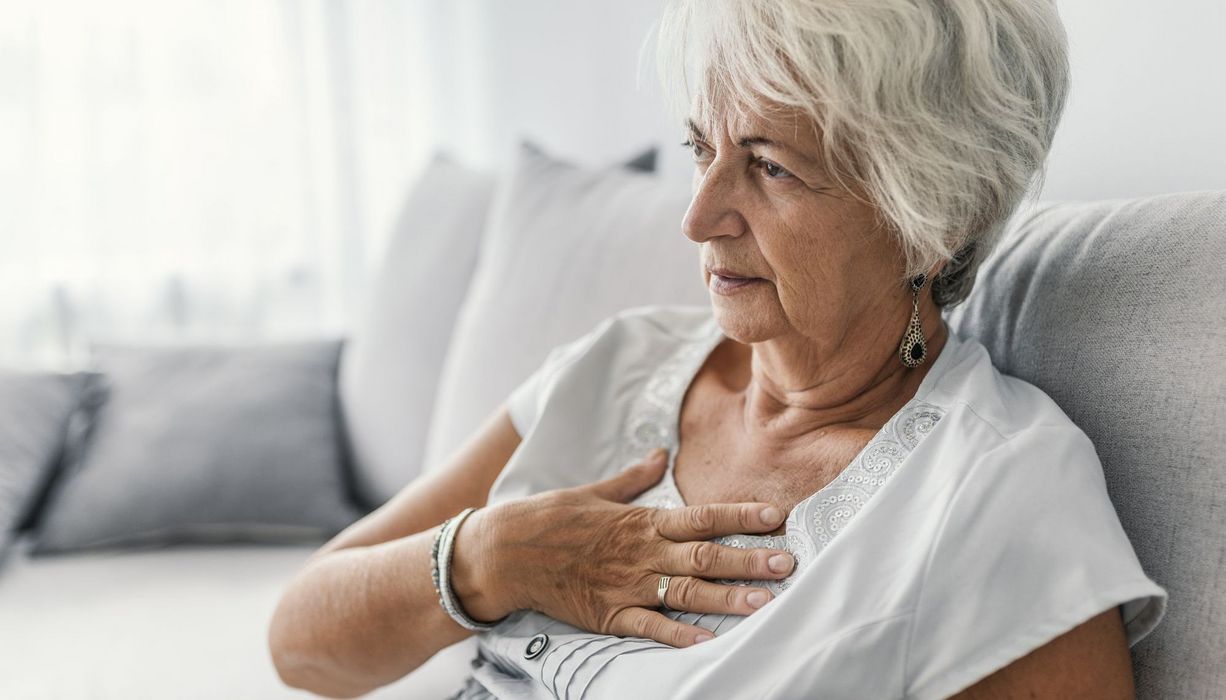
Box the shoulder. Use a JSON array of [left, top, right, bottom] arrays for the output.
[[497, 305, 716, 497], [916, 329, 1114, 516], [504, 304, 712, 438], [923, 328, 1087, 444]]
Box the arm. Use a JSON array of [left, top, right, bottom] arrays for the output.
[[267, 405, 522, 698], [948, 606, 1135, 699], [269, 408, 797, 697]]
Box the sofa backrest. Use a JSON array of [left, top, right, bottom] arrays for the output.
[[946, 190, 1226, 698]]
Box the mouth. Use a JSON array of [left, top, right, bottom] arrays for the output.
[[706, 266, 760, 281], [707, 270, 765, 295]]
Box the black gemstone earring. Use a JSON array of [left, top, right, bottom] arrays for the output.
[[899, 273, 928, 368]]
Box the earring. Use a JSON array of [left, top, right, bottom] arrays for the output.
[[899, 273, 927, 368]]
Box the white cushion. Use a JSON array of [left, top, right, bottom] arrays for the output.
[[421, 143, 703, 473], [340, 153, 496, 508], [0, 535, 474, 698]]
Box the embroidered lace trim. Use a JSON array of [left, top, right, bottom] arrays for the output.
[[614, 319, 946, 597]]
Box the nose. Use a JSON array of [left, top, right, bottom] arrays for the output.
[[682, 159, 747, 244]]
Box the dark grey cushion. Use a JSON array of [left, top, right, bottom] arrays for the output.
[[0, 370, 80, 560], [30, 340, 362, 554], [946, 190, 1226, 699]]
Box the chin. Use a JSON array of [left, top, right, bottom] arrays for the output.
[[711, 304, 777, 343]]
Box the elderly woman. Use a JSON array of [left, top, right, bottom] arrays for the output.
[[270, 1, 1166, 698]]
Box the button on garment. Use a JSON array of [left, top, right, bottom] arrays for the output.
[[523, 634, 549, 660]]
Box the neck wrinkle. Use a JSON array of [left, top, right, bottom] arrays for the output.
[[736, 314, 949, 446]]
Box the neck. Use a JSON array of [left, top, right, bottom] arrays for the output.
[[731, 306, 948, 448]]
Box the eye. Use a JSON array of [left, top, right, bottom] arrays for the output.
[[756, 157, 792, 180]]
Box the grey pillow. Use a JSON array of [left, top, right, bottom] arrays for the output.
[[30, 340, 362, 555], [946, 190, 1226, 699], [0, 370, 81, 560]]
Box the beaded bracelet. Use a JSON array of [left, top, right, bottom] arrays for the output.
[[431, 507, 506, 632]]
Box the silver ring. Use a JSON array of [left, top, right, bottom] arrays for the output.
[[657, 575, 673, 611]]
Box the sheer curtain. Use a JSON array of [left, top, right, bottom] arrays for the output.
[[0, 0, 434, 369]]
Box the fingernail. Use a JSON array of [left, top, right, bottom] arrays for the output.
[[694, 633, 715, 644], [759, 506, 782, 525], [746, 590, 770, 609], [768, 553, 794, 574], [650, 447, 668, 462]]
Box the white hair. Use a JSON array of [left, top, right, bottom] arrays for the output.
[[655, 0, 1070, 306]]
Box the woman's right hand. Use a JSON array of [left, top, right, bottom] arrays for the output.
[[449, 448, 796, 648]]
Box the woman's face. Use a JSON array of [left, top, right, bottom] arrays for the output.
[[683, 107, 910, 351]]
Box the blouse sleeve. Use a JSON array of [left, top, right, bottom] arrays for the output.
[[504, 319, 612, 438], [904, 423, 1168, 700], [505, 347, 560, 437]]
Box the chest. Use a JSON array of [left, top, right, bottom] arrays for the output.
[[671, 373, 879, 530]]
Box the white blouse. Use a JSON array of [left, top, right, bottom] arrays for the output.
[[449, 304, 1167, 700]]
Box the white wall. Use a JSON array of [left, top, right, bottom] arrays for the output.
[[1043, 0, 1226, 200], [423, 1, 1226, 200], [420, 2, 679, 172]]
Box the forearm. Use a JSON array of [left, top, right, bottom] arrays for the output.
[[268, 527, 472, 698]]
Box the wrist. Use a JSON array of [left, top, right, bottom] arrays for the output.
[[449, 506, 514, 623]]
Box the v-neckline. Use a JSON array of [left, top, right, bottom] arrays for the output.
[[657, 314, 956, 535]]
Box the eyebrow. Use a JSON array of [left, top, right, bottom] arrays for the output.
[[686, 118, 819, 169], [685, 119, 707, 143]]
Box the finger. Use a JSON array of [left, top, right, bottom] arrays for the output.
[[653, 502, 785, 541], [659, 575, 774, 616], [661, 541, 796, 581], [585, 449, 669, 503], [608, 607, 715, 648]]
